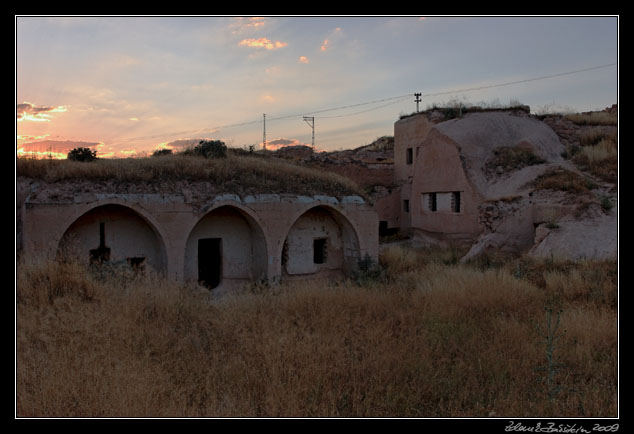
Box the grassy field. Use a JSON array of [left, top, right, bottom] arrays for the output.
[[15, 245, 618, 418]]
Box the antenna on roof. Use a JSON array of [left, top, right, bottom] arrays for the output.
[[414, 93, 422, 112]]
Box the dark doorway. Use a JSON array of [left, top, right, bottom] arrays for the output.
[[379, 220, 388, 236], [198, 238, 222, 289], [313, 238, 327, 264]]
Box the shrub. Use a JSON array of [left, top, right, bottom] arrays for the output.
[[486, 147, 546, 175], [351, 254, 385, 285], [67, 147, 97, 162], [192, 140, 227, 159], [152, 149, 173, 157]]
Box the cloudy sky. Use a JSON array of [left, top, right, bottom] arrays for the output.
[[16, 15, 618, 158]]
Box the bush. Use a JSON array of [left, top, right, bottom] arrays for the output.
[[351, 254, 385, 285], [152, 149, 173, 157], [67, 147, 97, 162], [192, 140, 227, 159]]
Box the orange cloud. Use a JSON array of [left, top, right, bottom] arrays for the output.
[[299, 56, 309, 64], [320, 27, 342, 52], [17, 139, 100, 159], [239, 37, 288, 50], [247, 17, 265, 27], [17, 102, 67, 122], [259, 94, 276, 103]]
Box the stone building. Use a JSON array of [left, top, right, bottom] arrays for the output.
[[21, 190, 378, 294], [376, 106, 592, 254]]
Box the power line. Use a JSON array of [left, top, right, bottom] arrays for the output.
[[419, 62, 617, 99], [105, 62, 616, 147]]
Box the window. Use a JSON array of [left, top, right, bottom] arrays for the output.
[[452, 192, 461, 213], [403, 199, 410, 213], [428, 193, 437, 212], [406, 148, 413, 164], [313, 238, 327, 264]]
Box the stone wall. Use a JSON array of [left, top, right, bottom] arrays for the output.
[[21, 192, 378, 293]]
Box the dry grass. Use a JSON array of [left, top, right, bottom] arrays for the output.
[[16, 247, 617, 418], [530, 167, 597, 195], [564, 112, 617, 126], [16, 154, 365, 199], [571, 132, 618, 184]]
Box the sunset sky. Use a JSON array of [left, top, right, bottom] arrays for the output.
[[16, 16, 618, 159]]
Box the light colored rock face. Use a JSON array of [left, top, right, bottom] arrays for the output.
[[433, 111, 566, 200], [529, 202, 618, 261]]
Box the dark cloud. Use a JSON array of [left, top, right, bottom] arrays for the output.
[[268, 138, 297, 147], [162, 138, 215, 150]]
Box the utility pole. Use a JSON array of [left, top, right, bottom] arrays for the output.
[[263, 113, 267, 150], [303, 116, 315, 149], [414, 92, 422, 112]]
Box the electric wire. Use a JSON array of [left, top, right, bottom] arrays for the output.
[[104, 62, 617, 147]]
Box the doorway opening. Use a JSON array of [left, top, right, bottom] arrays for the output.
[[313, 238, 328, 264], [198, 238, 222, 289]]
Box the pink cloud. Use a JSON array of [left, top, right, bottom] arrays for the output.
[[17, 139, 100, 159], [299, 56, 310, 64], [17, 102, 67, 122], [239, 37, 288, 50]]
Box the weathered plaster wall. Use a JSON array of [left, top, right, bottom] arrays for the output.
[[184, 205, 268, 291], [284, 207, 344, 276], [22, 192, 378, 291], [409, 132, 480, 241], [59, 204, 167, 272], [393, 114, 435, 185]]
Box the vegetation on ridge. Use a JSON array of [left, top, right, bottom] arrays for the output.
[[16, 150, 366, 199]]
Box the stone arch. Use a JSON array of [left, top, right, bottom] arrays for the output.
[[57, 203, 168, 275], [184, 203, 268, 292], [280, 204, 361, 281]]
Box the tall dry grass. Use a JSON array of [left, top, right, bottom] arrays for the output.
[[16, 246, 617, 418]]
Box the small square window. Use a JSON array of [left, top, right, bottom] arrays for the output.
[[406, 148, 413, 164], [403, 199, 410, 213]]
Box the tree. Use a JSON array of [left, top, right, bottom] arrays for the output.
[[67, 147, 97, 162], [193, 140, 227, 159]]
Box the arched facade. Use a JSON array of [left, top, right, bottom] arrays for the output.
[[281, 205, 361, 281], [22, 193, 377, 292], [57, 203, 168, 275], [184, 204, 268, 291]]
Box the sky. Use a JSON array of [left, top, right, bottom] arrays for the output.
[[16, 15, 618, 159]]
